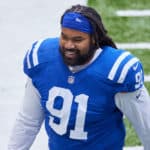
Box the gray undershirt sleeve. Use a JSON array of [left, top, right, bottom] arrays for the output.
[[8, 78, 44, 150], [115, 85, 150, 150]]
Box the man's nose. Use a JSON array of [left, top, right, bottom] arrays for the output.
[[64, 40, 75, 49]]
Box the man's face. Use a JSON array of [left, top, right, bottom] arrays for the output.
[[59, 27, 94, 66]]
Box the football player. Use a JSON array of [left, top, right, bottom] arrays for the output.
[[8, 4, 150, 150]]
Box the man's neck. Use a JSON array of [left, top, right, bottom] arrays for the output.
[[68, 48, 102, 73]]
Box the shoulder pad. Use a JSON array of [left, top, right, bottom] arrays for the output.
[[107, 49, 144, 91], [125, 61, 144, 91], [23, 38, 59, 77]]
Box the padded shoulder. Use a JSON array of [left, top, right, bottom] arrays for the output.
[[101, 46, 144, 92], [122, 60, 144, 91], [23, 37, 59, 77]]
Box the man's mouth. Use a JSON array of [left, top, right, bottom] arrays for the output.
[[64, 50, 77, 59]]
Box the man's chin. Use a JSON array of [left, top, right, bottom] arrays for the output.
[[63, 59, 77, 66]]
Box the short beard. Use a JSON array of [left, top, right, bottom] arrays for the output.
[[59, 44, 97, 66]]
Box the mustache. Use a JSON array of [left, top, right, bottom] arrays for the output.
[[63, 48, 79, 53], [61, 48, 81, 56]]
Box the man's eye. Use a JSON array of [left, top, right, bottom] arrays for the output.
[[62, 36, 68, 40], [74, 39, 82, 42]]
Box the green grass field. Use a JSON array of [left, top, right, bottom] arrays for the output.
[[88, 0, 150, 146]]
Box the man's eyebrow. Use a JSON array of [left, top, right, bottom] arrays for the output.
[[61, 32, 85, 39]]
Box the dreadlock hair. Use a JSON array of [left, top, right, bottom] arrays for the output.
[[60, 4, 117, 49]]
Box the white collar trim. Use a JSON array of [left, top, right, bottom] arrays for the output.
[[68, 48, 102, 73]]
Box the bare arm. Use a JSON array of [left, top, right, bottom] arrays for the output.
[[8, 78, 44, 150]]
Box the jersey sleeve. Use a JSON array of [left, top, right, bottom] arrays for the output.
[[121, 60, 144, 92], [107, 50, 144, 92], [23, 38, 59, 78], [23, 40, 43, 78]]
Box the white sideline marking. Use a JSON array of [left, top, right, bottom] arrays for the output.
[[116, 43, 150, 49], [116, 10, 150, 17], [123, 146, 144, 150], [145, 75, 150, 82]]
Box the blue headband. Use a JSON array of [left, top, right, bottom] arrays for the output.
[[61, 12, 93, 34]]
